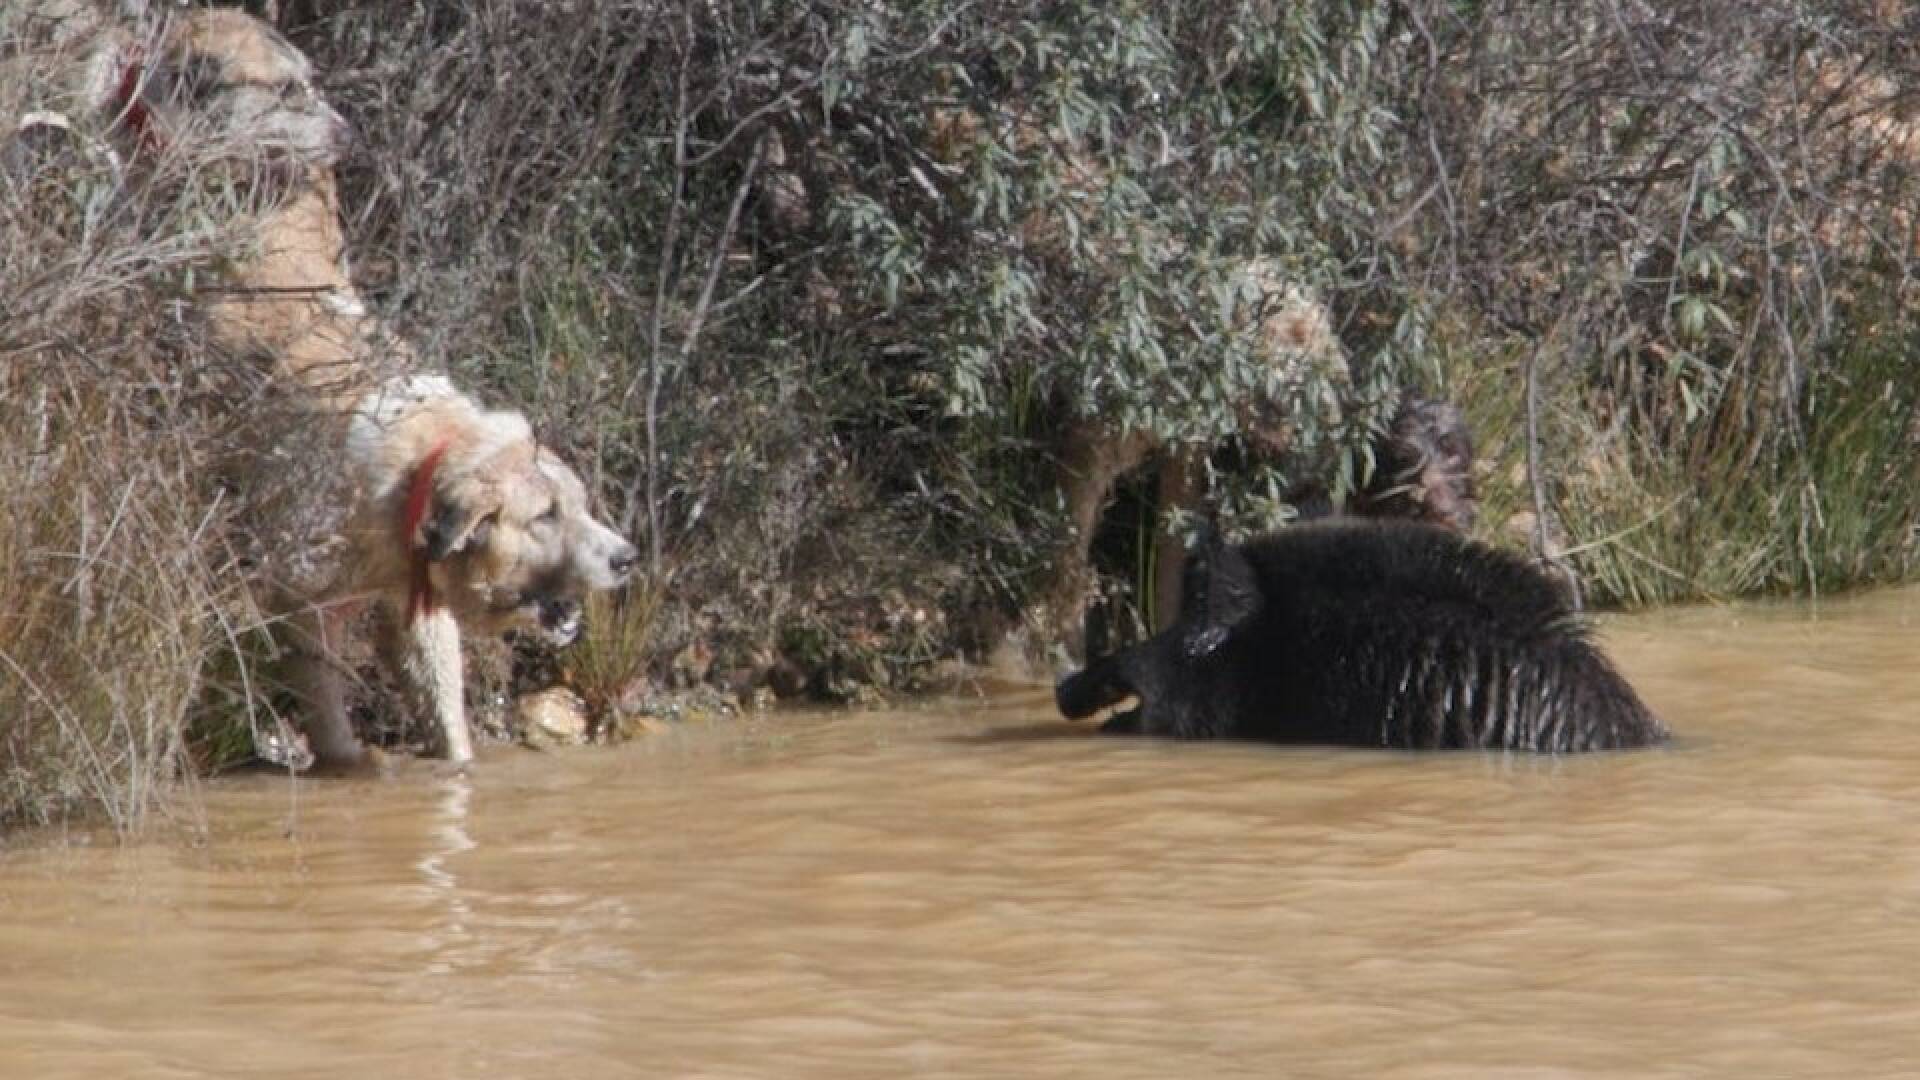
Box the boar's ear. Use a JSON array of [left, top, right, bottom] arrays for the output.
[[1181, 524, 1260, 658]]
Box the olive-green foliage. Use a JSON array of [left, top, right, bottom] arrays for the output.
[[820, 1, 1404, 432]]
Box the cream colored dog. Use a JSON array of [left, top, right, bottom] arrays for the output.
[[292, 374, 637, 767], [31, 4, 637, 767]]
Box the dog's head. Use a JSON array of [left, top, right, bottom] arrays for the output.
[[412, 424, 638, 647], [80, 8, 350, 168], [535, 448, 642, 593]]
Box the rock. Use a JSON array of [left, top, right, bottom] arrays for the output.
[[515, 687, 590, 748], [249, 720, 315, 772]]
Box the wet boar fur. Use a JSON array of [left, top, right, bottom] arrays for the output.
[[1057, 520, 1666, 751]]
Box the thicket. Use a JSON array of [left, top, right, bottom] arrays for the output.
[[292, 0, 1918, 640], [4, 0, 1918, 828], [0, 16, 269, 829]]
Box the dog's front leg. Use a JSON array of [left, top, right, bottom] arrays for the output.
[[384, 607, 475, 765]]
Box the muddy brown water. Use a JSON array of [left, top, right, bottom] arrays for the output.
[[5, 589, 1920, 1078]]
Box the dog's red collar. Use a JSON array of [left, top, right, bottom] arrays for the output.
[[402, 438, 454, 622], [110, 45, 160, 154]]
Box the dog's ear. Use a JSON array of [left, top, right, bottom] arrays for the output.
[[421, 478, 501, 561], [151, 51, 225, 108]]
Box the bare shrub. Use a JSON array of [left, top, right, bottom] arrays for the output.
[[0, 369, 229, 830], [0, 8, 293, 829]]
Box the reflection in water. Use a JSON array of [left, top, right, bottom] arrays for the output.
[[419, 776, 475, 893], [417, 777, 474, 978], [4, 588, 1920, 1077]]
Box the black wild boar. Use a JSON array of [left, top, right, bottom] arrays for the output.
[[1056, 520, 1666, 751]]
